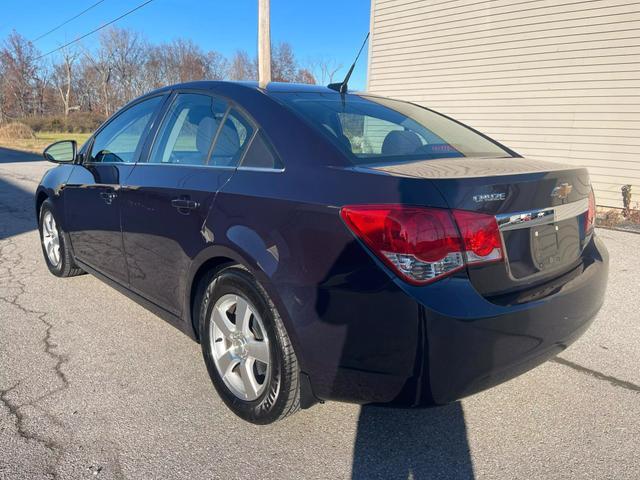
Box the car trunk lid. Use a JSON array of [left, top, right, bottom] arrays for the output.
[[369, 156, 593, 297]]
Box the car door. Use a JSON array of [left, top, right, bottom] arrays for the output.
[[63, 94, 166, 284], [121, 91, 255, 316]]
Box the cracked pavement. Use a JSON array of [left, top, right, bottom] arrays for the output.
[[0, 150, 639, 479]]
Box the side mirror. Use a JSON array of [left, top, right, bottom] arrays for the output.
[[43, 140, 77, 164]]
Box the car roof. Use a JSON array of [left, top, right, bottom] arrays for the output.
[[147, 80, 364, 97]]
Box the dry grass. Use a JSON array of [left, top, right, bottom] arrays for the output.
[[0, 122, 36, 141], [626, 208, 640, 224], [0, 131, 91, 154], [597, 206, 640, 231], [597, 208, 622, 228]]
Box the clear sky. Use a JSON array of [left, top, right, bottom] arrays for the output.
[[0, 0, 371, 90]]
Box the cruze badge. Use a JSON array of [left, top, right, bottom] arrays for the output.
[[473, 192, 506, 203], [551, 183, 573, 199]]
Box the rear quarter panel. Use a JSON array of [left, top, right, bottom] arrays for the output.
[[202, 160, 450, 402], [190, 88, 456, 400]]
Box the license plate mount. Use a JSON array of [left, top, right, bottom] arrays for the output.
[[531, 224, 561, 271]]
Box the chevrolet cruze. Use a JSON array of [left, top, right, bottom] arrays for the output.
[[36, 81, 608, 424]]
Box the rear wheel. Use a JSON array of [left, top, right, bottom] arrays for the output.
[[38, 199, 84, 278], [199, 265, 300, 424]]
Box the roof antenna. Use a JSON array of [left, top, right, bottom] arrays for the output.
[[328, 32, 369, 94]]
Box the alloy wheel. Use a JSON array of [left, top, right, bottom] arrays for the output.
[[42, 211, 61, 267], [209, 294, 271, 401]]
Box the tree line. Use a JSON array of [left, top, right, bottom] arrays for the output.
[[0, 27, 342, 129]]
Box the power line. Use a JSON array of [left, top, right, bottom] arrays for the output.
[[35, 0, 155, 60], [33, 0, 107, 43]]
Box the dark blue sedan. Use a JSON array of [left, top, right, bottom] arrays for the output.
[[36, 81, 608, 424]]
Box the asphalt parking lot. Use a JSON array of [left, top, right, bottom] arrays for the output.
[[1, 148, 639, 480]]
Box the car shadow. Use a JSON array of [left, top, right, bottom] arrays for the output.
[[351, 402, 474, 479], [0, 147, 39, 239], [312, 240, 475, 479], [0, 146, 41, 164]]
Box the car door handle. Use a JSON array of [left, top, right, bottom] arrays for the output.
[[99, 191, 117, 205], [171, 198, 199, 210]]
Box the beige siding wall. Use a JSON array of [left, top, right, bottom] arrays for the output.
[[367, 0, 640, 208]]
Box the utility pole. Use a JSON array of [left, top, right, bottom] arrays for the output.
[[258, 0, 271, 87]]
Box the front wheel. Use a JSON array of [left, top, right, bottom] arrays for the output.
[[199, 265, 300, 424], [38, 199, 84, 278]]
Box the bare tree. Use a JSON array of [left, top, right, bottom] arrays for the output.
[[52, 47, 79, 116], [228, 50, 257, 81], [270, 42, 317, 84], [173, 39, 208, 82], [295, 68, 316, 85], [205, 50, 228, 80], [141, 45, 166, 90], [0, 77, 5, 123], [100, 27, 147, 105], [310, 56, 343, 85], [82, 46, 114, 116], [0, 31, 39, 118], [142, 40, 226, 89], [271, 42, 297, 82], [0, 27, 338, 123], [33, 65, 53, 117]]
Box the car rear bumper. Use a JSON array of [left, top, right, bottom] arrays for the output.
[[422, 235, 608, 405], [309, 235, 608, 406]]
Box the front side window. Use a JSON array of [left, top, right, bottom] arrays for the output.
[[274, 92, 512, 165], [148, 93, 228, 165], [89, 96, 163, 163]]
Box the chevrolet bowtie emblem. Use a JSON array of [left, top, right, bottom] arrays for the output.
[[551, 183, 573, 199]]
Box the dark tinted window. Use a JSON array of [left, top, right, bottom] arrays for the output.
[[240, 132, 283, 169], [209, 109, 254, 167], [274, 92, 511, 165], [89, 96, 163, 163], [148, 93, 227, 165]]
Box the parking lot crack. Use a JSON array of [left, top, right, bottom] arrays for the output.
[[0, 249, 69, 479], [0, 383, 65, 480], [552, 357, 640, 392], [0, 239, 70, 393]]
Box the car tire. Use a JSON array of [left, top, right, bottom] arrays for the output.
[[38, 199, 84, 278], [199, 265, 300, 424]]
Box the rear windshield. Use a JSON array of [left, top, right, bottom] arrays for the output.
[[274, 92, 512, 165]]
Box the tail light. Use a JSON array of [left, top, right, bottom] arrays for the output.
[[585, 189, 596, 233], [340, 205, 503, 285], [451, 210, 503, 264]]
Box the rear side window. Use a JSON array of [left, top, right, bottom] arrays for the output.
[[89, 96, 163, 163], [209, 109, 254, 167], [274, 92, 511, 165], [148, 93, 228, 165], [240, 131, 283, 170]]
